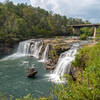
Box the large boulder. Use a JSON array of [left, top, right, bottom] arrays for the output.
[[27, 67, 37, 78]]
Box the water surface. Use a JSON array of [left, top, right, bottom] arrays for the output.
[[0, 56, 52, 98]]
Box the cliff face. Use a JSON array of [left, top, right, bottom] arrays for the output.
[[0, 43, 16, 57]]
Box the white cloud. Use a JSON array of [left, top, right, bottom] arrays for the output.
[[0, 0, 5, 2], [30, 0, 100, 23], [1, 0, 100, 23], [30, 0, 94, 14]]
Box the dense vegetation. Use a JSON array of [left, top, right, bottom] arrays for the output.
[[53, 42, 100, 100], [0, 1, 92, 46], [80, 26, 100, 40]]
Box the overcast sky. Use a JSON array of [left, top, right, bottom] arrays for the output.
[[1, 0, 100, 23]]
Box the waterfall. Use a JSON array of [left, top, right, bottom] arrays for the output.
[[17, 40, 31, 54], [30, 41, 43, 59], [47, 43, 79, 84], [1, 40, 43, 60], [39, 44, 49, 63]]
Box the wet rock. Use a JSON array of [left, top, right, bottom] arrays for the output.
[[45, 59, 55, 71], [27, 67, 37, 78], [45, 65, 55, 71]]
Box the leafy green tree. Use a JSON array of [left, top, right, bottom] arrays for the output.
[[80, 27, 93, 36]]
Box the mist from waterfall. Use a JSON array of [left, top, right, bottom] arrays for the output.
[[47, 43, 79, 84]]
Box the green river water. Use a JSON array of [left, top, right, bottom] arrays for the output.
[[0, 56, 52, 99]]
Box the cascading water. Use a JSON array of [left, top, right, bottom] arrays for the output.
[[30, 41, 43, 59], [17, 40, 31, 54], [39, 44, 49, 63], [47, 43, 79, 84], [1, 40, 44, 60], [1, 40, 32, 60]]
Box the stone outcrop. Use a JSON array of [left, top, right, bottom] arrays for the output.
[[0, 44, 15, 58], [0, 42, 18, 57], [27, 67, 37, 78]]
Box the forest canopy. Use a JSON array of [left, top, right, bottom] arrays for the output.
[[0, 1, 90, 45]]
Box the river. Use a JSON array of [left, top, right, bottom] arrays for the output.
[[0, 56, 52, 98], [0, 39, 89, 99]]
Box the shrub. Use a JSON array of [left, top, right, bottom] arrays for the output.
[[80, 34, 88, 40]]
